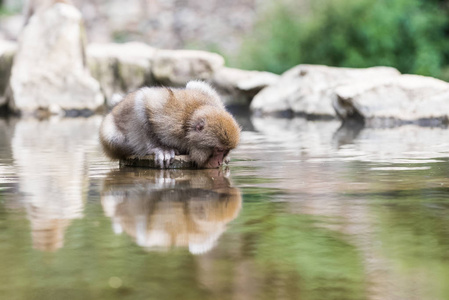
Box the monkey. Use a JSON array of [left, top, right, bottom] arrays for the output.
[[99, 81, 240, 169]]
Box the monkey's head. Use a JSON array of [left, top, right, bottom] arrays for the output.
[[187, 106, 240, 168]]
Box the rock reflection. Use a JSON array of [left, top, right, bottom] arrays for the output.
[[250, 116, 341, 154], [11, 117, 101, 251], [250, 116, 449, 162], [334, 124, 449, 162], [101, 168, 241, 254]]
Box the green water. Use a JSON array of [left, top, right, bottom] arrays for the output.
[[1, 116, 449, 300]]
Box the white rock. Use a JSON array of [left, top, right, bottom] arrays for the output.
[[211, 67, 279, 106], [251, 64, 400, 117], [0, 40, 17, 107], [0, 15, 23, 41], [8, 3, 104, 115], [87, 42, 156, 102], [334, 74, 449, 124], [152, 49, 225, 86]]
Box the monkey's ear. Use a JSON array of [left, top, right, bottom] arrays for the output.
[[195, 119, 205, 132]]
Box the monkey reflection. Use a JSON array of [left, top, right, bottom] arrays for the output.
[[101, 168, 241, 254]]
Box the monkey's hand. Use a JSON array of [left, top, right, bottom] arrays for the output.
[[151, 148, 176, 169]]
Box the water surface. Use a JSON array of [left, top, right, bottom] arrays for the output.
[[1, 116, 449, 300]]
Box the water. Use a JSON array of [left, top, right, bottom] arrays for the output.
[[1, 115, 449, 300]]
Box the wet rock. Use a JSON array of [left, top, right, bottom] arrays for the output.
[[120, 155, 195, 169], [87, 42, 156, 103], [333, 74, 449, 125], [251, 64, 400, 118], [8, 3, 104, 115], [0, 40, 16, 108], [211, 67, 279, 106], [152, 49, 225, 86], [120, 154, 229, 169]]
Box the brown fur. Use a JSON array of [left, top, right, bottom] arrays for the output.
[[99, 81, 240, 168]]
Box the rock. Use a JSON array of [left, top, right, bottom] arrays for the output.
[[0, 40, 17, 108], [120, 155, 195, 169], [251, 64, 400, 118], [0, 15, 23, 41], [23, 0, 74, 25], [211, 67, 279, 106], [8, 3, 104, 115], [152, 49, 225, 86], [120, 155, 229, 169], [333, 74, 449, 125], [87, 42, 156, 103]]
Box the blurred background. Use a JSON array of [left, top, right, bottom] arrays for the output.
[[2, 0, 449, 79]]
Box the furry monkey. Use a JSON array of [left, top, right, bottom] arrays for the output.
[[99, 81, 240, 168]]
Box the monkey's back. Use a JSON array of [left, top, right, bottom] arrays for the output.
[[100, 91, 153, 159]]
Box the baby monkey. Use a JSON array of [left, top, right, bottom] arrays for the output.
[[99, 81, 240, 168]]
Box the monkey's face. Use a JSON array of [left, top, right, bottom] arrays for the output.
[[187, 107, 240, 168], [187, 126, 229, 168], [189, 146, 230, 168], [206, 147, 230, 168]]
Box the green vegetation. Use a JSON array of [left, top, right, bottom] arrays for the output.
[[0, 1, 22, 16], [235, 0, 449, 79]]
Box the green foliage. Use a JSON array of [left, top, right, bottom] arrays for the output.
[[0, 1, 22, 16], [0, 8, 7, 17], [236, 0, 449, 78]]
